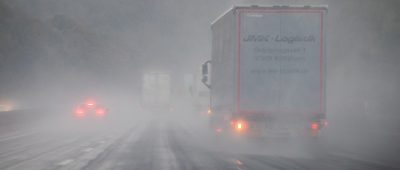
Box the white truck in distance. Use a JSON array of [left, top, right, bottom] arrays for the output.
[[141, 72, 171, 111], [202, 6, 327, 137]]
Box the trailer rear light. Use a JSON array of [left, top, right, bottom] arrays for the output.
[[237, 123, 243, 129], [207, 108, 212, 115], [311, 122, 319, 130], [234, 120, 247, 132]]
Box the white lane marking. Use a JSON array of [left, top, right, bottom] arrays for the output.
[[83, 147, 94, 153], [330, 152, 391, 167], [57, 159, 74, 166], [0, 131, 38, 142]]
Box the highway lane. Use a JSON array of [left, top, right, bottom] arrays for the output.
[[84, 115, 399, 170], [0, 111, 141, 170], [0, 111, 399, 170]]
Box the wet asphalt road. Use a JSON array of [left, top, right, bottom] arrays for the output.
[[0, 111, 398, 170]]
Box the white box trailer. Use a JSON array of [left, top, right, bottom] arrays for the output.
[[142, 72, 171, 110], [203, 6, 327, 136]]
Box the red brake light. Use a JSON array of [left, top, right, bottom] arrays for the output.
[[85, 99, 96, 107], [75, 107, 85, 114], [75, 108, 85, 118], [96, 108, 106, 117], [311, 122, 319, 130]]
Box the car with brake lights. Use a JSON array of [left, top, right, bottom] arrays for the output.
[[74, 100, 107, 119]]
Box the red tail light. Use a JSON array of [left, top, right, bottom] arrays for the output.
[[96, 108, 106, 117], [311, 122, 319, 130], [75, 108, 85, 118], [96, 109, 104, 114], [76, 109, 84, 114]]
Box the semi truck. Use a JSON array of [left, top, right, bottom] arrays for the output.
[[202, 6, 327, 138], [189, 68, 210, 115], [141, 72, 171, 111]]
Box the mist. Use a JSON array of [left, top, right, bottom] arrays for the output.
[[0, 0, 400, 169]]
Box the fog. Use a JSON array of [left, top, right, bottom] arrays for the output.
[[0, 0, 400, 169], [0, 0, 231, 108]]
